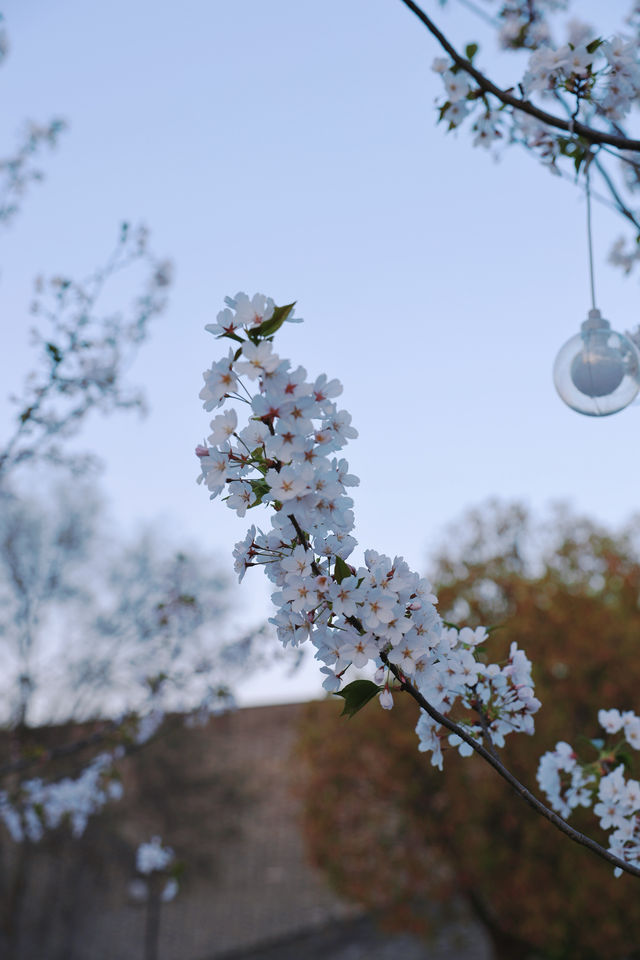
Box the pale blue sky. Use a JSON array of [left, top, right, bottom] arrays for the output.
[[1, 1, 638, 704]]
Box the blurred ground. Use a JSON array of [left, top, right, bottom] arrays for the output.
[[215, 914, 489, 960]]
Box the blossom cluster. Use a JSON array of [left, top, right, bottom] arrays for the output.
[[432, 57, 504, 150], [525, 36, 640, 119], [137, 835, 174, 874], [0, 752, 122, 842], [196, 294, 541, 768], [417, 634, 540, 770], [492, 1, 562, 52], [134, 836, 179, 902], [0, 705, 169, 846], [431, 8, 640, 170], [538, 708, 640, 875]]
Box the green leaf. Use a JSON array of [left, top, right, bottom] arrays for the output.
[[557, 136, 590, 175], [438, 100, 451, 123], [586, 37, 603, 55], [334, 556, 352, 584], [573, 148, 587, 175], [249, 478, 270, 506], [253, 302, 296, 339], [615, 748, 633, 772], [147, 672, 169, 694], [46, 342, 62, 364], [335, 679, 382, 719], [465, 42, 478, 62]]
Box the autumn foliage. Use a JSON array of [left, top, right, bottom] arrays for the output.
[[297, 502, 640, 960]]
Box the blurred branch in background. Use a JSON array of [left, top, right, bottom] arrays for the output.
[[0, 116, 67, 228], [0, 16, 280, 959], [0, 13, 66, 228], [0, 223, 172, 481]]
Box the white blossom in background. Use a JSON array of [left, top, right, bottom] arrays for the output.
[[134, 836, 179, 903], [0, 752, 122, 842], [136, 835, 174, 875], [161, 878, 179, 902]]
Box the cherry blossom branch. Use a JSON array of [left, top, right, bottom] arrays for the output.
[[382, 653, 640, 879], [199, 295, 640, 878], [398, 0, 640, 152]]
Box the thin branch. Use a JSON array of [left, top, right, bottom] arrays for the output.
[[0, 721, 120, 780], [0, 703, 189, 782], [593, 156, 640, 232], [0, 225, 170, 481], [472, 699, 499, 761], [381, 654, 640, 879], [287, 513, 321, 575], [0, 118, 67, 227], [398, 0, 640, 152], [288, 513, 310, 550], [550, 91, 640, 233], [454, 0, 499, 29]]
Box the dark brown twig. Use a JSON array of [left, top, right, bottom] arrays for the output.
[[287, 513, 321, 575], [288, 514, 310, 550]]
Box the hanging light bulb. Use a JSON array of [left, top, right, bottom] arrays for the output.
[[553, 308, 640, 416], [553, 153, 640, 416]]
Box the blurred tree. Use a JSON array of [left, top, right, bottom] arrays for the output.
[[297, 501, 640, 960], [0, 483, 254, 730], [0, 20, 181, 956], [0, 10, 274, 919]]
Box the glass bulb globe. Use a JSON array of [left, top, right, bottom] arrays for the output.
[[553, 309, 640, 416]]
